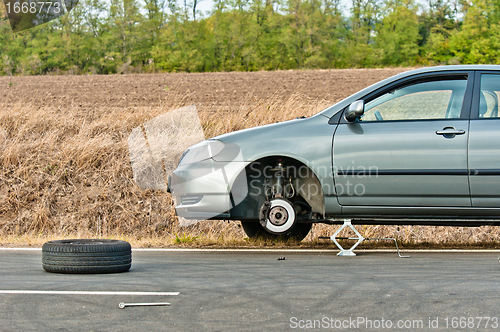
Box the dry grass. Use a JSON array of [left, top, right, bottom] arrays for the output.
[[1, 89, 500, 248]]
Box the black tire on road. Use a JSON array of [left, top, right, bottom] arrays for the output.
[[42, 239, 132, 274], [241, 221, 312, 242]]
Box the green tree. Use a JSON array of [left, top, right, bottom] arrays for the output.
[[105, 0, 144, 72], [374, 0, 420, 65], [449, 0, 500, 64], [344, 0, 380, 67]]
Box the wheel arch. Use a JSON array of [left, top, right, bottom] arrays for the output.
[[229, 155, 325, 220]]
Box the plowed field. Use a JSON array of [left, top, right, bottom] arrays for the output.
[[0, 68, 405, 110]]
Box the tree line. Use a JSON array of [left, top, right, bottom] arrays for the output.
[[0, 0, 498, 75]]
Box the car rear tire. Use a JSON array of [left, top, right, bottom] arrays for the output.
[[42, 239, 132, 274], [240, 221, 312, 241]]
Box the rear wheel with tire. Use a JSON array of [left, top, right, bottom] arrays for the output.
[[42, 239, 132, 274]]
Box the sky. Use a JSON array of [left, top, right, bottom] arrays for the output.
[[186, 0, 435, 19], [194, 0, 215, 16], [189, 0, 356, 18]]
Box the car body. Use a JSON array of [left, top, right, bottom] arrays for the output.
[[169, 65, 500, 239]]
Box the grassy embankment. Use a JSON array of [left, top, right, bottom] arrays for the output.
[[1, 82, 499, 248]]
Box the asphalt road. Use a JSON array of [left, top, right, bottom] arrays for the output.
[[1, 249, 500, 332]]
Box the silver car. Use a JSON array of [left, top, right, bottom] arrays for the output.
[[168, 65, 500, 240]]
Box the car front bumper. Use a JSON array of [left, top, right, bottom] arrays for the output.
[[169, 158, 250, 219]]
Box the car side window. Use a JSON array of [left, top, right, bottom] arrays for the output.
[[478, 74, 500, 118], [361, 78, 468, 122]]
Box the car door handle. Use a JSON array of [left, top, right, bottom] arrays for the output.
[[436, 127, 466, 136]]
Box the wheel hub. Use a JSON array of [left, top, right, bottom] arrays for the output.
[[269, 206, 288, 226]]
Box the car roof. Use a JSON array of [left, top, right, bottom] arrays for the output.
[[401, 64, 500, 75], [388, 65, 500, 82]]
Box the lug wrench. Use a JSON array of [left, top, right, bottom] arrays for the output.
[[119, 302, 171, 309]]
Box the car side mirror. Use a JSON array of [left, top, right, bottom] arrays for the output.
[[345, 100, 365, 122]]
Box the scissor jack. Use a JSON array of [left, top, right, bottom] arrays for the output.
[[329, 220, 409, 258]]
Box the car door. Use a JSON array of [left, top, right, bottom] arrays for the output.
[[332, 72, 473, 208], [468, 72, 500, 208]]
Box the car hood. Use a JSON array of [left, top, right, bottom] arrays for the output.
[[214, 117, 310, 142], [210, 114, 332, 162]]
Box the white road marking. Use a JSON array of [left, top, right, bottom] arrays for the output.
[[0, 248, 40, 251], [0, 290, 179, 296]]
